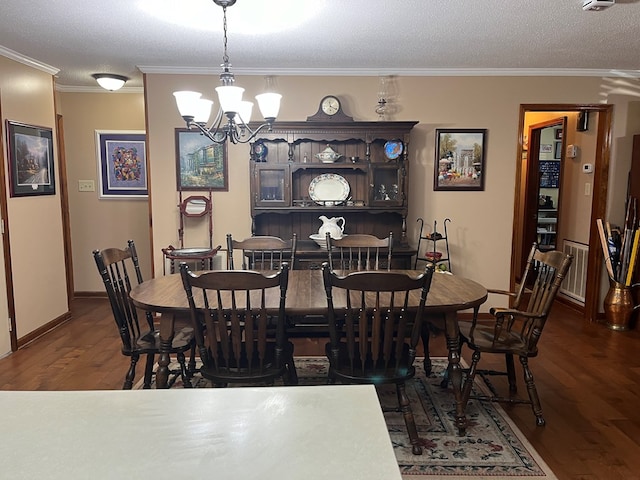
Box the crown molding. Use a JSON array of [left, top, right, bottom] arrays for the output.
[[137, 65, 640, 78], [0, 46, 59, 75], [55, 84, 144, 94]]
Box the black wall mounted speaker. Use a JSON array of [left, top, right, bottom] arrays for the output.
[[577, 111, 589, 132]]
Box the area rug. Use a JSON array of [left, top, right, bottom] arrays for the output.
[[137, 358, 557, 479]]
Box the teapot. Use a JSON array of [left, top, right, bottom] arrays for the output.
[[318, 215, 345, 239]]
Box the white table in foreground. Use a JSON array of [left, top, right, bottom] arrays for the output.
[[1, 385, 401, 480]]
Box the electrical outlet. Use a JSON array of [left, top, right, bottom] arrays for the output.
[[78, 180, 95, 192]]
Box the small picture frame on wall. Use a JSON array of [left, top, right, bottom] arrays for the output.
[[434, 128, 487, 191], [554, 141, 562, 159], [555, 129, 563, 140], [175, 128, 228, 191], [5, 120, 56, 197], [96, 130, 148, 199]]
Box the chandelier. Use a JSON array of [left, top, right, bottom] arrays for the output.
[[173, 0, 281, 144]]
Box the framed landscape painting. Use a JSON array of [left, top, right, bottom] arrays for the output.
[[434, 128, 487, 191], [6, 120, 56, 197], [96, 130, 147, 199], [175, 128, 228, 191]]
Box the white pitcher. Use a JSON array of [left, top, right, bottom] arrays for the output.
[[318, 215, 345, 239]]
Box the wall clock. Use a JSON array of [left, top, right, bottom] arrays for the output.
[[306, 95, 354, 122]]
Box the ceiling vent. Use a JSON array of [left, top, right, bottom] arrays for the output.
[[583, 0, 615, 11]]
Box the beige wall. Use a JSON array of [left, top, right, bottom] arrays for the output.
[[56, 75, 640, 314], [2, 57, 639, 355], [142, 74, 640, 312], [0, 56, 67, 352], [57, 92, 149, 293]]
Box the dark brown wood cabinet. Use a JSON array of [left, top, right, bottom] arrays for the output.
[[248, 121, 419, 268]]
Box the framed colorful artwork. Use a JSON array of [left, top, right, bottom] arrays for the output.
[[434, 129, 487, 191], [5, 120, 56, 197], [175, 128, 228, 191], [96, 130, 147, 199]]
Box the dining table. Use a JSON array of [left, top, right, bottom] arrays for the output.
[[130, 268, 487, 435], [0, 385, 401, 479]]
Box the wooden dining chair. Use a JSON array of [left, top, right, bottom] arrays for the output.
[[327, 232, 393, 271], [180, 262, 298, 386], [226, 233, 297, 270], [93, 240, 195, 389], [457, 243, 573, 426], [322, 262, 435, 455]]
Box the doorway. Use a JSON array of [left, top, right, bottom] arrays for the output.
[[518, 117, 567, 279], [512, 104, 613, 323]]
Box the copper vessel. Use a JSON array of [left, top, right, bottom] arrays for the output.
[[603, 280, 640, 331]]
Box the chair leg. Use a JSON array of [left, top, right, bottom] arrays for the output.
[[396, 382, 423, 455], [282, 342, 298, 386], [176, 351, 192, 388], [188, 343, 197, 376], [123, 354, 139, 390], [505, 353, 517, 393], [285, 359, 299, 385], [519, 356, 545, 426], [421, 322, 432, 375], [142, 353, 155, 389], [461, 350, 481, 409]]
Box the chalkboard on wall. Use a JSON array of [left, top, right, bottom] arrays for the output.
[[539, 161, 560, 188]]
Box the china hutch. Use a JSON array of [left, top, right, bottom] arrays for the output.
[[248, 120, 419, 269]]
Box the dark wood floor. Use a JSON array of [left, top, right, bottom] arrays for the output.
[[1, 297, 639, 479]]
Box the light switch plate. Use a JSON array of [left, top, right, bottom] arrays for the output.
[[78, 180, 95, 192]]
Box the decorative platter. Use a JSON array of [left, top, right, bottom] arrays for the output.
[[254, 142, 268, 161], [308, 173, 350, 205], [384, 140, 404, 160]]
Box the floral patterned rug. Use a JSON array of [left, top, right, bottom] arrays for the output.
[[139, 357, 557, 479]]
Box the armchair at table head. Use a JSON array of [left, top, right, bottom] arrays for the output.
[[458, 242, 573, 427], [180, 261, 297, 386], [226, 233, 297, 270], [326, 232, 393, 271], [93, 239, 195, 389], [321, 261, 435, 455]]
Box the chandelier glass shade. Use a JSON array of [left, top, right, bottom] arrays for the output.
[[173, 0, 281, 144]]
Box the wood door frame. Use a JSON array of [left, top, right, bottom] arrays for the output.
[[56, 114, 74, 305], [512, 104, 613, 323], [0, 92, 18, 351]]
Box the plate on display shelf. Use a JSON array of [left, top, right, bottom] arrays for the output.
[[308, 173, 350, 205], [384, 140, 404, 160]]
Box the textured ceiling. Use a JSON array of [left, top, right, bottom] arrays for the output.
[[0, 0, 639, 90]]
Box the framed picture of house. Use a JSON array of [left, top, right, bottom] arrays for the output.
[[5, 120, 56, 197], [175, 129, 228, 191], [434, 128, 487, 191], [96, 130, 147, 199]]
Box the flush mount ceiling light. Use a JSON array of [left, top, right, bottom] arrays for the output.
[[582, 0, 615, 10], [92, 73, 129, 91], [173, 0, 281, 145]]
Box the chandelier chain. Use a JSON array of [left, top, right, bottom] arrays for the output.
[[222, 6, 229, 66]]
